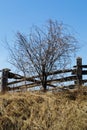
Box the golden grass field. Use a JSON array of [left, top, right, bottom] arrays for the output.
[[0, 87, 87, 130]]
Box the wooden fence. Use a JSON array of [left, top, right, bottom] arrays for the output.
[[0, 57, 87, 93]]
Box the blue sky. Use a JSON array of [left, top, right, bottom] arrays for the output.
[[0, 0, 87, 70]]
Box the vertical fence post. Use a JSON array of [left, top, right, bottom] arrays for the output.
[[1, 68, 10, 93], [76, 57, 82, 87]]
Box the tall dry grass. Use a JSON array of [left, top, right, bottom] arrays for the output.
[[0, 87, 87, 130]]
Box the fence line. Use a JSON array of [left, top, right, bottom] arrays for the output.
[[0, 57, 87, 93]]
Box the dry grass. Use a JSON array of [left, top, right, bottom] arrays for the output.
[[0, 87, 87, 130]]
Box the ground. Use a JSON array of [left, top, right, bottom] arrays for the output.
[[0, 87, 87, 130]]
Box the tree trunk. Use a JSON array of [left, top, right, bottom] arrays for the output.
[[42, 74, 47, 92], [41, 64, 47, 91]]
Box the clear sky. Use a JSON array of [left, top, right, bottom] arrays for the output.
[[0, 0, 87, 70]]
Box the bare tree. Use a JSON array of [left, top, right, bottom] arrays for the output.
[[8, 19, 77, 91]]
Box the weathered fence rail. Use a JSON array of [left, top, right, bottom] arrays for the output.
[[0, 57, 87, 93]]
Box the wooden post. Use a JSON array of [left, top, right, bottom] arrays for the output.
[[76, 57, 82, 86], [1, 68, 10, 93]]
